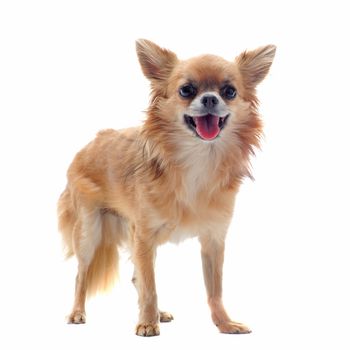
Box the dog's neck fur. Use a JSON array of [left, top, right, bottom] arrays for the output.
[[140, 116, 254, 206]]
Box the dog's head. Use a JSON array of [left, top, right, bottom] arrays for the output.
[[136, 39, 275, 143]]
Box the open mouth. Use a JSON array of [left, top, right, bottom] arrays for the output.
[[184, 114, 229, 141]]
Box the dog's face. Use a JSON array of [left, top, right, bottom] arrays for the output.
[[169, 56, 237, 141], [136, 39, 275, 143]]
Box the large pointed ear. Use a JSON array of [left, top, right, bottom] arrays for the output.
[[236, 45, 276, 89], [136, 39, 178, 81]]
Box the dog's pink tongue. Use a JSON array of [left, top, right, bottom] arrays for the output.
[[194, 115, 220, 140]]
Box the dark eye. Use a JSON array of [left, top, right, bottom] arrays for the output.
[[179, 84, 197, 98], [221, 85, 237, 100]]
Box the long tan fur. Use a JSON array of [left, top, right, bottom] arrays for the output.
[[58, 188, 121, 296], [58, 39, 275, 335]]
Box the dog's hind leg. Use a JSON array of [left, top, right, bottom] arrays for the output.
[[67, 208, 102, 324], [68, 261, 89, 324], [67, 208, 120, 323]]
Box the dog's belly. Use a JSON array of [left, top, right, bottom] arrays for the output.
[[153, 212, 229, 245], [168, 228, 198, 244]]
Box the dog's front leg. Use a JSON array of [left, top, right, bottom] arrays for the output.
[[133, 233, 160, 337], [200, 235, 251, 334]]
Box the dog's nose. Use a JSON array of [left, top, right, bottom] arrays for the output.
[[201, 94, 219, 109]]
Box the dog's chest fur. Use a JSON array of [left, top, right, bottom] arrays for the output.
[[144, 143, 235, 243], [179, 142, 218, 200]]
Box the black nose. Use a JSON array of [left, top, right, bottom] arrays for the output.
[[201, 94, 219, 109]]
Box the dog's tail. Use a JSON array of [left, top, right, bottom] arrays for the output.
[[85, 211, 120, 296], [57, 187, 120, 296]]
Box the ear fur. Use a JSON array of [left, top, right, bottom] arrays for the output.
[[136, 39, 178, 81], [236, 45, 276, 89]]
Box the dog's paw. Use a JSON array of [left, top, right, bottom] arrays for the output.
[[136, 323, 160, 337], [159, 311, 174, 323], [67, 310, 86, 324], [217, 321, 251, 334]]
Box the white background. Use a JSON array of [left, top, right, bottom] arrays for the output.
[[1, 1, 349, 349]]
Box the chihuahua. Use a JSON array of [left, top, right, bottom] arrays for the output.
[[58, 39, 276, 336]]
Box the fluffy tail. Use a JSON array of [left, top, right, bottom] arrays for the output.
[[85, 213, 120, 296], [57, 188, 120, 296]]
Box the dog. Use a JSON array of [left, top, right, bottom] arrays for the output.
[[57, 39, 276, 336]]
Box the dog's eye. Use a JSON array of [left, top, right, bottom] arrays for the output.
[[221, 85, 237, 100], [179, 84, 197, 98]]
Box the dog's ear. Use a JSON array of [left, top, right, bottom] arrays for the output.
[[236, 45, 276, 89], [136, 39, 178, 81]]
